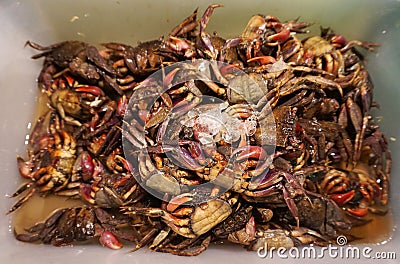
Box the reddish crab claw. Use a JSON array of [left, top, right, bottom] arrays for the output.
[[330, 34, 347, 49], [99, 230, 123, 250], [268, 28, 291, 44], [346, 207, 368, 218], [74, 85, 105, 96], [71, 151, 95, 182], [329, 190, 355, 206], [247, 56, 277, 65], [167, 36, 196, 58], [234, 145, 268, 162], [117, 95, 128, 116]]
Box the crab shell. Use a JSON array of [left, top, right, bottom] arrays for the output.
[[164, 198, 233, 238]]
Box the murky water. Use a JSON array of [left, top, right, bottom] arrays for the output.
[[347, 210, 394, 245], [13, 194, 84, 234]]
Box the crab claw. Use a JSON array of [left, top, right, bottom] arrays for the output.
[[268, 28, 291, 43], [73, 151, 94, 182], [330, 35, 347, 48], [174, 147, 203, 170], [99, 230, 123, 250], [247, 56, 277, 65], [200, 4, 223, 59], [17, 156, 32, 179], [80, 183, 95, 204], [200, 4, 223, 32], [236, 146, 267, 162], [116, 155, 134, 173], [248, 169, 279, 191], [346, 207, 368, 217], [75, 85, 104, 96], [166, 193, 194, 213], [117, 95, 128, 116], [219, 64, 239, 77], [64, 75, 76, 87], [223, 37, 242, 49], [163, 67, 180, 87], [168, 36, 193, 52], [330, 190, 355, 206]]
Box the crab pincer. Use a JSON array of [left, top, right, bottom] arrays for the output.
[[99, 231, 123, 250], [235, 145, 268, 162], [199, 4, 223, 58]]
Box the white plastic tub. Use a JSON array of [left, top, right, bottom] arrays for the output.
[[0, 0, 399, 263]]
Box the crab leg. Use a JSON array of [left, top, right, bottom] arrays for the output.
[[169, 8, 199, 37], [6, 188, 36, 215], [199, 4, 223, 59]]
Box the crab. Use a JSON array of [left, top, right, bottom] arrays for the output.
[[213, 205, 254, 239], [123, 192, 233, 239], [237, 168, 307, 227], [80, 171, 144, 208], [102, 40, 167, 79], [239, 14, 310, 62], [49, 86, 108, 126], [302, 28, 379, 77], [14, 207, 138, 249], [9, 129, 79, 214], [249, 226, 332, 252], [26, 40, 122, 95], [302, 36, 344, 76], [8, 4, 393, 257], [151, 231, 212, 256]]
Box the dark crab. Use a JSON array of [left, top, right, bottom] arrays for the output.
[[102, 40, 168, 78], [26, 40, 123, 95], [8, 113, 78, 214], [14, 207, 138, 249]]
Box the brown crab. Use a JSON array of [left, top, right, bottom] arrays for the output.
[[123, 192, 233, 239], [26, 40, 123, 95], [9, 121, 78, 214], [14, 207, 138, 249]]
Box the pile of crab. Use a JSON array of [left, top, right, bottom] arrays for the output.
[[8, 5, 391, 256]]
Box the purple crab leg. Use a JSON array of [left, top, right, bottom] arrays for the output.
[[283, 186, 300, 227], [175, 147, 203, 170], [200, 4, 223, 58]]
